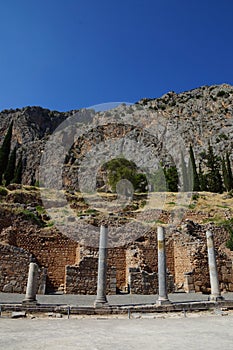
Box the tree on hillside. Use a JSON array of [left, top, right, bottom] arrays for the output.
[[13, 155, 23, 184], [180, 152, 189, 191], [222, 156, 228, 191], [226, 152, 233, 191], [198, 163, 208, 191], [164, 165, 179, 192], [103, 158, 147, 193], [0, 122, 13, 184], [151, 164, 167, 192], [205, 142, 223, 193], [189, 145, 200, 191], [4, 147, 16, 185]]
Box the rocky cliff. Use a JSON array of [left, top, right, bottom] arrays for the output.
[[0, 83, 232, 187], [0, 106, 78, 184]]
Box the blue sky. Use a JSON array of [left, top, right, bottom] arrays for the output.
[[0, 0, 233, 111]]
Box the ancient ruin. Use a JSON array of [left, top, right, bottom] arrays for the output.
[[1, 84, 233, 298], [1, 207, 233, 297]]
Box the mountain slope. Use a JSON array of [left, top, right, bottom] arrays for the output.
[[0, 83, 232, 187]]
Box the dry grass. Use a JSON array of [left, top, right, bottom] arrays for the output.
[[1, 186, 233, 226]]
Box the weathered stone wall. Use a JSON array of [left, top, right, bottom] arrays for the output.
[[1, 216, 233, 295], [219, 259, 233, 292], [108, 248, 126, 291], [125, 234, 174, 288], [129, 268, 158, 294], [64, 257, 116, 294], [15, 230, 78, 292], [191, 242, 233, 293], [78, 246, 126, 291], [173, 239, 194, 289], [166, 240, 175, 275], [125, 223, 233, 294], [129, 268, 174, 294], [0, 243, 31, 293], [172, 225, 233, 293], [0, 210, 13, 233], [65, 257, 97, 294]]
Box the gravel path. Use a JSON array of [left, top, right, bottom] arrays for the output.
[[1, 315, 233, 350]]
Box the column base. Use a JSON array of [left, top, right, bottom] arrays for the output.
[[208, 294, 224, 302], [94, 299, 109, 308], [156, 298, 171, 306], [22, 299, 38, 305]]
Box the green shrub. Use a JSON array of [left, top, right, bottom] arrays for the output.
[[103, 158, 147, 193], [218, 133, 228, 140], [217, 90, 229, 98], [20, 209, 43, 226], [226, 234, 233, 251], [192, 193, 199, 201], [221, 218, 233, 251], [46, 221, 54, 227], [217, 90, 225, 97], [0, 186, 8, 196], [36, 205, 45, 215]]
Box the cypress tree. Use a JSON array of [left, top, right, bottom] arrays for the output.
[[221, 156, 228, 191], [0, 122, 13, 184], [13, 156, 23, 184], [180, 152, 189, 191], [164, 165, 179, 192], [198, 163, 208, 191], [189, 145, 200, 191], [226, 152, 233, 190], [221, 157, 229, 191], [152, 165, 167, 192], [4, 147, 16, 185], [206, 142, 223, 193]]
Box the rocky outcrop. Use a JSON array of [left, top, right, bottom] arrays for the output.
[[0, 83, 232, 187], [0, 106, 78, 185]]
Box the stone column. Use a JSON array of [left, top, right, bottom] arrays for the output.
[[23, 262, 39, 304], [94, 225, 108, 307], [156, 226, 171, 305], [206, 231, 224, 301]]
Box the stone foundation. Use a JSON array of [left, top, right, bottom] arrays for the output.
[[0, 244, 31, 293], [1, 221, 233, 295], [0, 243, 47, 294], [64, 257, 116, 294]]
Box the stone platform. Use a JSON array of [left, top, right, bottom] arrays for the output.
[[1, 292, 233, 316]]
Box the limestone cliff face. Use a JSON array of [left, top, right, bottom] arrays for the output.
[[137, 83, 233, 158], [0, 83, 232, 186], [0, 106, 77, 185], [62, 83, 233, 191]]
